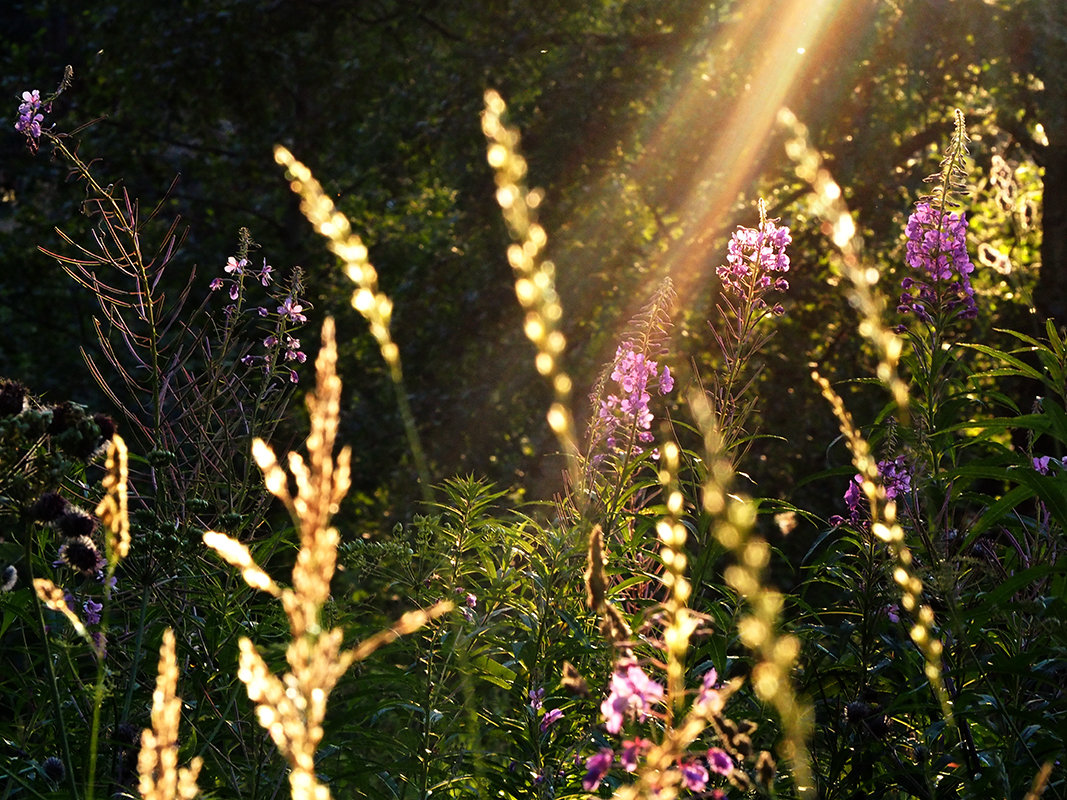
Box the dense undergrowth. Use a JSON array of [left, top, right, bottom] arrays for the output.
[[1, 71, 1064, 800]]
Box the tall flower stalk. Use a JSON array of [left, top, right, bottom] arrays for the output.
[[897, 110, 976, 478], [585, 280, 676, 535], [708, 199, 792, 465], [204, 318, 450, 800], [780, 106, 954, 727]]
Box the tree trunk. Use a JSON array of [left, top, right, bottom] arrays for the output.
[[1035, 147, 1067, 325]]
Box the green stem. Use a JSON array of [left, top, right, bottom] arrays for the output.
[[388, 364, 432, 505], [85, 560, 120, 800], [121, 586, 152, 720], [84, 666, 107, 800], [23, 515, 81, 800]]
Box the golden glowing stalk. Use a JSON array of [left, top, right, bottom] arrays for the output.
[[812, 372, 952, 724], [690, 392, 815, 799], [656, 441, 696, 726], [781, 108, 951, 725], [34, 578, 90, 641], [482, 90, 579, 483], [96, 434, 130, 563], [204, 318, 451, 800], [138, 629, 202, 800], [273, 147, 429, 497]]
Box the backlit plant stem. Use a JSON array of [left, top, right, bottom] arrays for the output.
[[45, 135, 166, 450], [273, 147, 431, 501], [781, 107, 953, 727], [85, 435, 131, 800], [690, 392, 815, 799], [778, 107, 910, 417], [812, 373, 953, 725], [482, 89, 580, 490], [656, 441, 694, 728]]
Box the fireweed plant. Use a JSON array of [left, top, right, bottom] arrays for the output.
[[708, 199, 793, 467], [8, 69, 315, 799], [784, 107, 1062, 797], [4, 69, 1065, 800], [26, 68, 310, 538]]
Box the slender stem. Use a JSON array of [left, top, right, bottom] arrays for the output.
[[85, 665, 107, 800], [388, 364, 432, 505], [121, 587, 153, 721], [22, 515, 81, 800], [85, 553, 121, 800], [47, 135, 167, 499]]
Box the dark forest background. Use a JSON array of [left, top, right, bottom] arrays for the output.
[[1, 0, 1062, 528]]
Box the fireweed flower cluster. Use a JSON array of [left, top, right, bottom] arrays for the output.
[[581, 661, 751, 795], [14, 89, 47, 151], [897, 202, 977, 324], [211, 252, 310, 382], [835, 456, 912, 529], [596, 344, 674, 457], [718, 215, 792, 314], [601, 661, 665, 734]]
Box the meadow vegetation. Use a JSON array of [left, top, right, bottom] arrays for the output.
[[1, 60, 1064, 800]]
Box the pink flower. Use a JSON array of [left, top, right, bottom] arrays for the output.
[[707, 747, 733, 776], [15, 89, 46, 147], [528, 687, 544, 710], [597, 345, 673, 457], [583, 749, 614, 791], [600, 662, 664, 734], [695, 667, 724, 715], [539, 708, 563, 732], [82, 598, 103, 625], [718, 217, 792, 305], [898, 202, 977, 324], [224, 256, 246, 275], [620, 737, 650, 772], [680, 760, 709, 792], [278, 296, 307, 323]]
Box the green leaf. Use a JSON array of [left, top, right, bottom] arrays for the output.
[[469, 653, 518, 689]]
